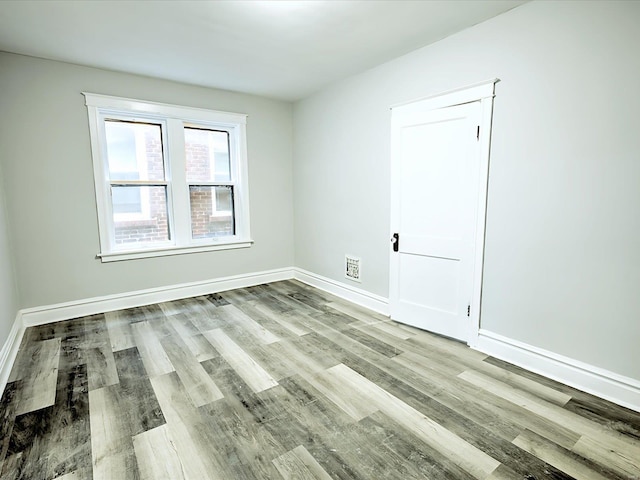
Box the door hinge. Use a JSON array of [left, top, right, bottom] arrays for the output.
[[467, 304, 471, 317], [476, 126, 480, 141]]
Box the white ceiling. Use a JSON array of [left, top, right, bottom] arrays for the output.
[[0, 1, 527, 101]]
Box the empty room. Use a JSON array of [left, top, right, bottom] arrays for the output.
[[0, 1, 639, 479]]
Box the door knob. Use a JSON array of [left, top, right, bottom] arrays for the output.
[[391, 233, 399, 252]]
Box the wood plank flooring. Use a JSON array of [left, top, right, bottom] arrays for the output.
[[1, 280, 639, 479]]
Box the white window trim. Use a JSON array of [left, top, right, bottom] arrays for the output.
[[84, 93, 252, 262]]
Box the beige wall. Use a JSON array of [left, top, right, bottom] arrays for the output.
[[293, 0, 640, 380], [0, 52, 294, 309], [0, 161, 18, 348]]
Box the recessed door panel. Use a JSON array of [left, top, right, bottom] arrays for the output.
[[398, 254, 460, 314]]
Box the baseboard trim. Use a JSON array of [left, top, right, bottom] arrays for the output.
[[0, 312, 25, 396], [21, 267, 294, 327], [475, 329, 640, 413], [293, 268, 389, 316]]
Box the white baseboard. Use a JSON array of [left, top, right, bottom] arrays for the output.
[[0, 312, 25, 396], [475, 329, 640, 413], [293, 268, 389, 316], [21, 267, 294, 327]]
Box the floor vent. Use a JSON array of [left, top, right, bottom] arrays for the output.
[[345, 255, 361, 282]]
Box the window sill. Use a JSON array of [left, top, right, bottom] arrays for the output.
[[97, 239, 253, 263]]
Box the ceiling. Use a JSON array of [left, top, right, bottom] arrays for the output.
[[0, 1, 527, 101]]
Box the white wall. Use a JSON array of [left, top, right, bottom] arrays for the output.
[[0, 53, 294, 309], [293, 0, 640, 381], [0, 161, 19, 348]]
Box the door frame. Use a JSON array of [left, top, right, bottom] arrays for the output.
[[389, 79, 498, 347]]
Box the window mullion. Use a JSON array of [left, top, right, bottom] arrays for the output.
[[166, 118, 189, 246]]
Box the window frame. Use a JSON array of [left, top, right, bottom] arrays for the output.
[[84, 93, 252, 262]]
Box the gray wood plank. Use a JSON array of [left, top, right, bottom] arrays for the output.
[[359, 318, 416, 340], [247, 383, 365, 480], [338, 346, 576, 480], [273, 445, 333, 480], [0, 381, 20, 470], [263, 334, 341, 378], [198, 396, 284, 479], [132, 424, 186, 480], [150, 372, 227, 480], [81, 315, 120, 391], [52, 472, 81, 480], [459, 368, 640, 471], [131, 321, 175, 377], [324, 300, 386, 324], [15, 338, 61, 415], [200, 355, 289, 479], [392, 350, 580, 448], [202, 328, 278, 393], [216, 304, 280, 345], [89, 385, 139, 480], [563, 396, 640, 441], [340, 327, 402, 358], [234, 301, 306, 339], [167, 314, 219, 362], [104, 310, 135, 352], [160, 334, 224, 407], [3, 344, 91, 479], [85, 346, 119, 392], [157, 300, 184, 317], [572, 433, 640, 478], [358, 411, 478, 480], [513, 429, 628, 480], [203, 293, 230, 307], [113, 347, 166, 436], [319, 363, 501, 479], [45, 363, 92, 479]]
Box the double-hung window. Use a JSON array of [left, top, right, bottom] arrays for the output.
[[84, 93, 251, 262]]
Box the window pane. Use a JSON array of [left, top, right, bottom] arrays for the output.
[[105, 120, 165, 181], [184, 128, 230, 182], [112, 180, 141, 214], [189, 186, 234, 239], [112, 186, 170, 246]]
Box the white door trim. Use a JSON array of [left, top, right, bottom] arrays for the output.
[[390, 79, 498, 347], [390, 78, 499, 110]]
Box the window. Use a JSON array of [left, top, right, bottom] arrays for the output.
[[84, 93, 251, 262]]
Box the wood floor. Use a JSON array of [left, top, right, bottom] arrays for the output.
[[1, 280, 639, 480]]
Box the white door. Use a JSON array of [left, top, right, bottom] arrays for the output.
[[390, 99, 485, 342]]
